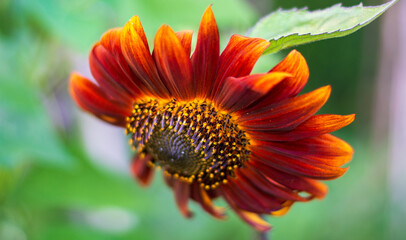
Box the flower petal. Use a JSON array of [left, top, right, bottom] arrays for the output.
[[251, 136, 350, 180], [153, 25, 194, 100], [215, 72, 290, 112], [190, 183, 226, 219], [255, 134, 354, 167], [252, 50, 309, 110], [192, 6, 220, 98], [131, 154, 155, 186], [238, 86, 331, 131], [249, 114, 355, 141], [69, 73, 131, 126], [176, 30, 193, 56], [173, 180, 193, 218], [121, 16, 170, 98], [221, 190, 271, 232], [237, 167, 310, 202], [210, 35, 269, 99], [250, 160, 328, 199], [90, 43, 138, 102], [98, 28, 152, 97], [222, 180, 283, 213]]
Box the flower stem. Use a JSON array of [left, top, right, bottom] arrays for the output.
[[256, 230, 269, 240]]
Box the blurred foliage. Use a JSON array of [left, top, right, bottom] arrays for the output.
[[0, 0, 401, 239]]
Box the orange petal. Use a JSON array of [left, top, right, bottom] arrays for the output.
[[173, 180, 193, 218], [254, 50, 309, 109], [239, 86, 331, 131], [249, 114, 355, 141], [234, 209, 271, 232], [153, 25, 194, 100], [270, 202, 293, 216], [175, 30, 193, 56], [210, 35, 269, 99], [192, 5, 220, 98], [121, 16, 170, 98], [69, 73, 131, 126], [215, 72, 290, 112]]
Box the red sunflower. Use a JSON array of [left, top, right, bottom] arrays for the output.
[[69, 6, 354, 232]]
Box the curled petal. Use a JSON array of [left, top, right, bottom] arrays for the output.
[[210, 35, 270, 99], [270, 201, 293, 216], [252, 50, 309, 110], [153, 25, 194, 100], [234, 209, 271, 232], [249, 114, 355, 141], [192, 5, 220, 98], [173, 180, 193, 218], [215, 72, 290, 112], [131, 154, 155, 186], [239, 86, 331, 131], [69, 73, 131, 126], [121, 16, 170, 98]]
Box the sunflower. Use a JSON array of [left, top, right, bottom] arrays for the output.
[[69, 6, 354, 231]]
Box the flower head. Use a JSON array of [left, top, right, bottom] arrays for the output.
[[69, 6, 354, 231]]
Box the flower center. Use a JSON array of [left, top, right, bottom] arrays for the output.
[[126, 99, 250, 189]]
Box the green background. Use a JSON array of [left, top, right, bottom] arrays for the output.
[[0, 0, 401, 239]]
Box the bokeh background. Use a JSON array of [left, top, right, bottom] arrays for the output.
[[0, 0, 404, 239]]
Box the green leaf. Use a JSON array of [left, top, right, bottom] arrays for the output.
[[248, 0, 397, 55]]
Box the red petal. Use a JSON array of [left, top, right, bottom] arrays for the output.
[[121, 16, 170, 98], [252, 144, 348, 180], [238, 86, 331, 131], [255, 134, 354, 167], [233, 177, 286, 211], [237, 167, 310, 202], [249, 114, 355, 141], [221, 180, 282, 213], [192, 6, 220, 98], [131, 154, 155, 186], [173, 180, 193, 218], [175, 30, 193, 56], [215, 72, 290, 112], [210, 35, 269, 99], [90, 43, 138, 102], [69, 73, 131, 126], [191, 183, 226, 219], [251, 160, 328, 199], [153, 25, 194, 100], [221, 191, 271, 232], [99, 28, 153, 96]]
